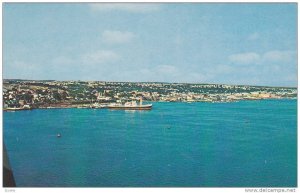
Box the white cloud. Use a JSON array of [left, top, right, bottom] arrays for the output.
[[228, 50, 296, 66], [228, 52, 260, 65], [262, 50, 295, 63], [81, 50, 120, 64], [89, 3, 161, 13], [101, 30, 135, 44]]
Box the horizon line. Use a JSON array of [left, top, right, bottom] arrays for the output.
[[3, 78, 297, 88]]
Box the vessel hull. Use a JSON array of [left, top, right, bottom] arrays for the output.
[[108, 105, 152, 110]]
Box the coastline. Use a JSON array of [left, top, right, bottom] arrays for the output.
[[3, 97, 296, 111], [4, 80, 296, 112]]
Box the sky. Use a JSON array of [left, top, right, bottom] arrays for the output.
[[3, 3, 297, 86]]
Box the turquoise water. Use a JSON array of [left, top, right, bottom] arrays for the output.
[[3, 100, 297, 187]]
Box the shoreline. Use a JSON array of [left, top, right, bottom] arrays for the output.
[[3, 97, 296, 111]]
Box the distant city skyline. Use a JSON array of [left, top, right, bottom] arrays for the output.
[[3, 3, 297, 87]]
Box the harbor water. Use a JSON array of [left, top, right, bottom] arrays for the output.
[[3, 99, 297, 187]]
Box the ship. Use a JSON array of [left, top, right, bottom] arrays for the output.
[[5, 105, 32, 111], [107, 98, 152, 110]]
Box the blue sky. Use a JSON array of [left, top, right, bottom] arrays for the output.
[[3, 3, 297, 86]]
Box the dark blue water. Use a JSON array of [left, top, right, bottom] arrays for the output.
[[3, 100, 297, 187]]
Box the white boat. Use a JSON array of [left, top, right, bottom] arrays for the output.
[[5, 104, 32, 111], [88, 103, 108, 109], [107, 98, 152, 110]]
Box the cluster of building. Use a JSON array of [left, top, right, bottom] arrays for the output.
[[3, 82, 71, 109], [3, 79, 297, 110]]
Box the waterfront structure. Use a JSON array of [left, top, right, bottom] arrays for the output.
[[2, 79, 297, 110], [107, 99, 152, 110]]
